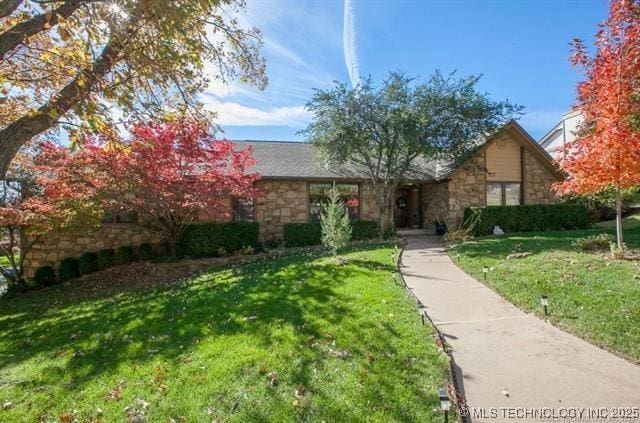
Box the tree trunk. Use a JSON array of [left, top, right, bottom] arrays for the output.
[[0, 41, 121, 177], [375, 184, 396, 239], [615, 187, 624, 249]]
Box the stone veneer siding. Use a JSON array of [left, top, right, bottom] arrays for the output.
[[422, 147, 558, 228], [254, 180, 309, 242], [523, 150, 558, 204], [23, 224, 163, 278]]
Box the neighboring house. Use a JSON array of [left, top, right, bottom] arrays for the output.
[[23, 120, 559, 277], [539, 109, 584, 158]]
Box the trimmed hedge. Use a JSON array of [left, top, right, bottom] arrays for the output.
[[177, 222, 260, 258], [33, 265, 56, 287], [351, 220, 379, 240], [283, 220, 379, 247], [283, 223, 322, 247], [97, 249, 115, 269], [116, 246, 135, 264], [463, 204, 589, 236], [78, 252, 98, 275], [138, 243, 154, 261], [58, 257, 80, 281]]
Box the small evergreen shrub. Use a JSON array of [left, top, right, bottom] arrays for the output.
[[321, 186, 352, 255], [97, 248, 115, 269], [351, 220, 378, 240], [283, 223, 322, 247], [463, 204, 589, 236], [116, 246, 135, 264], [78, 252, 98, 274], [177, 222, 260, 258], [58, 257, 80, 281], [33, 265, 56, 287], [138, 243, 154, 261], [572, 234, 613, 251]]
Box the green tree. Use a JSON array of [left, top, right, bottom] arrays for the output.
[[0, 0, 266, 177], [302, 71, 520, 235], [320, 185, 351, 256]]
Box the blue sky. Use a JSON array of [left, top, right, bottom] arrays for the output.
[[202, 0, 608, 142]]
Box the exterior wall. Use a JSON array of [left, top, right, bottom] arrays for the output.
[[447, 153, 488, 225], [359, 182, 378, 221], [523, 150, 558, 204], [254, 180, 308, 243], [23, 224, 163, 278], [422, 182, 450, 228], [485, 135, 522, 182]]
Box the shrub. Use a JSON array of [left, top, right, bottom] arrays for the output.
[[351, 220, 378, 240], [178, 222, 260, 258], [283, 223, 322, 247], [58, 257, 80, 281], [33, 265, 56, 287], [138, 243, 154, 261], [463, 204, 589, 236], [97, 248, 115, 269], [116, 246, 135, 264], [572, 234, 613, 251], [78, 252, 98, 274], [320, 187, 352, 255]]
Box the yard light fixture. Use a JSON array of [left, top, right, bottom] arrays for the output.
[[482, 265, 489, 280], [438, 388, 450, 422], [540, 294, 549, 316]]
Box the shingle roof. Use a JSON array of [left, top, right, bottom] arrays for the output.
[[232, 140, 437, 181]]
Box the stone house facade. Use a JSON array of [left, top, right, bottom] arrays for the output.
[[23, 120, 559, 277]]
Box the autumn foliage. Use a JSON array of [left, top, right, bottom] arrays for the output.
[[0, 157, 100, 286], [553, 0, 640, 246], [40, 117, 261, 256]]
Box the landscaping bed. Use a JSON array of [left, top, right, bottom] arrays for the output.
[[0, 243, 449, 421], [448, 223, 640, 362]]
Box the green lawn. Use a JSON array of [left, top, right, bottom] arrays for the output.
[[449, 220, 640, 362], [0, 244, 449, 422]]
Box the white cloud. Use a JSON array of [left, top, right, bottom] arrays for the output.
[[343, 0, 360, 88], [205, 100, 312, 127]]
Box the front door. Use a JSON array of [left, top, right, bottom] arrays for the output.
[[394, 186, 421, 228]]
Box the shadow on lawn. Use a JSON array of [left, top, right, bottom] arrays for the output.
[[0, 244, 431, 420]]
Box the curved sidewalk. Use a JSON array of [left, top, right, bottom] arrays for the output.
[[400, 235, 640, 417]]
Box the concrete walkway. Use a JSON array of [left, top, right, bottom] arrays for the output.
[[400, 236, 640, 416]]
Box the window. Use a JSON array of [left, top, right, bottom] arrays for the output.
[[102, 211, 138, 223], [309, 183, 359, 222], [486, 182, 522, 206], [233, 197, 254, 222]]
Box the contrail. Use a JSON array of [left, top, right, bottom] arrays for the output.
[[343, 0, 360, 88]]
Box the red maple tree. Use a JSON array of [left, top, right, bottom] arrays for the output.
[[0, 156, 100, 287], [554, 0, 640, 247], [41, 117, 261, 257]]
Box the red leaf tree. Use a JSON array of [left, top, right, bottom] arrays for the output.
[[0, 157, 101, 287], [41, 117, 261, 257], [554, 0, 640, 248]]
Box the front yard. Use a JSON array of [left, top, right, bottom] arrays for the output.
[[0, 243, 449, 422], [449, 218, 640, 362]]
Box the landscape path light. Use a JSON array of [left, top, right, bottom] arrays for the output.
[[540, 294, 549, 316], [438, 388, 450, 422]]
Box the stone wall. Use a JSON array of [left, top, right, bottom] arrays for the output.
[[254, 180, 308, 243], [446, 153, 488, 225], [359, 183, 378, 221], [23, 224, 163, 278], [422, 182, 449, 229], [524, 150, 558, 204]]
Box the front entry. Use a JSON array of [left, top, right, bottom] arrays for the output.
[[394, 185, 422, 228]]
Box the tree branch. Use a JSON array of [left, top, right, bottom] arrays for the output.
[[0, 0, 86, 60], [0, 0, 22, 19]]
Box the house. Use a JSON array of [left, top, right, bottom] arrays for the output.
[[23, 120, 559, 276], [539, 109, 584, 157]]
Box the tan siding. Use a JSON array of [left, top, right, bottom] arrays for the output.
[[485, 135, 522, 182]]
